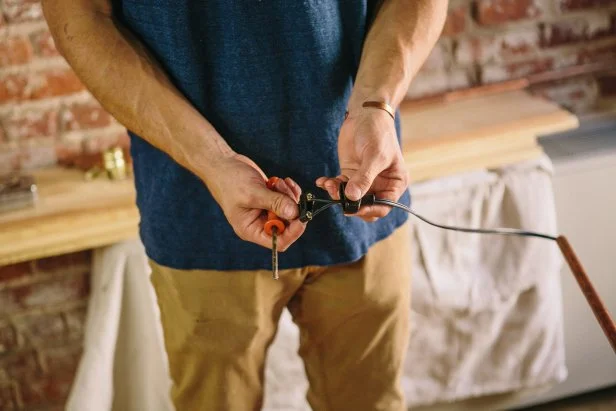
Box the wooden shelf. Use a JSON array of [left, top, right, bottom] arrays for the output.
[[401, 90, 579, 182], [0, 167, 139, 266], [0, 90, 578, 266]]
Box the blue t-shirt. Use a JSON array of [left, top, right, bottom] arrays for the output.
[[116, 0, 410, 270]]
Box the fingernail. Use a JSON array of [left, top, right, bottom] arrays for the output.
[[284, 204, 297, 219], [346, 185, 361, 200]]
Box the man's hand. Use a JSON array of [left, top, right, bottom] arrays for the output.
[[316, 108, 408, 222], [43, 1, 306, 251], [316, 0, 447, 222], [206, 154, 305, 251]]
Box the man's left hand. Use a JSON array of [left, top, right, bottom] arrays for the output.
[[316, 107, 408, 222]]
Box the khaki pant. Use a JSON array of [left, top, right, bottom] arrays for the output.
[[149, 222, 411, 411]]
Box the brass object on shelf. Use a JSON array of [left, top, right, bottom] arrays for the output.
[[84, 147, 129, 181], [103, 147, 128, 180]]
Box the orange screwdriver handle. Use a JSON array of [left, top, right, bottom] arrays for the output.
[[265, 211, 285, 236], [264, 177, 286, 236]]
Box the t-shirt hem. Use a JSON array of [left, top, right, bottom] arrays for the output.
[[141, 213, 409, 272]]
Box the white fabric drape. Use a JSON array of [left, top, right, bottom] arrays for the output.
[[66, 240, 174, 411]]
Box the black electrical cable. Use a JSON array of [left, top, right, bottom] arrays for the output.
[[303, 184, 558, 242], [373, 198, 558, 241], [312, 202, 337, 218], [300, 190, 616, 354]]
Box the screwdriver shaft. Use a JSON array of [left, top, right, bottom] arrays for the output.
[[272, 227, 279, 280]]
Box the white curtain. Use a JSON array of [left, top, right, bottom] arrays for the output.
[[66, 240, 174, 411]]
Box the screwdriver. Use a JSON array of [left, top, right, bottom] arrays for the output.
[[265, 177, 286, 280]]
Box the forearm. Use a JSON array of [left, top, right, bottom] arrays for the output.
[[42, 0, 233, 182], [348, 0, 448, 113]]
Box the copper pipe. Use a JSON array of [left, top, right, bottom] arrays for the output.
[[557, 235, 616, 354]]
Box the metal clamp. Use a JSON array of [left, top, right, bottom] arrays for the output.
[[297, 183, 375, 223]]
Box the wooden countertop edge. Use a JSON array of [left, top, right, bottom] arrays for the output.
[[0, 206, 140, 266], [0, 224, 140, 267], [402, 110, 579, 151]]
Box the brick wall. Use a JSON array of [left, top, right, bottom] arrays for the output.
[[408, 0, 616, 112], [0, 0, 127, 174], [0, 251, 90, 411], [2, 1, 616, 410]]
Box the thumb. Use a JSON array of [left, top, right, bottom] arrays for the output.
[[254, 187, 298, 220], [345, 153, 384, 201]]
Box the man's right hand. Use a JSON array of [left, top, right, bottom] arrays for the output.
[[42, 2, 305, 252], [205, 153, 306, 252]]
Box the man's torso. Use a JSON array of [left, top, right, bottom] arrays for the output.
[[116, 0, 410, 270]]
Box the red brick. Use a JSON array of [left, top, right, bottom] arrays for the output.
[[0, 272, 90, 314], [500, 30, 540, 57], [0, 74, 28, 104], [0, 381, 19, 411], [422, 40, 451, 71], [16, 312, 67, 346], [530, 76, 599, 112], [18, 139, 58, 169], [63, 306, 87, 337], [473, 0, 543, 25], [575, 42, 616, 63], [540, 15, 614, 47], [35, 251, 91, 273], [442, 4, 468, 36], [55, 142, 82, 165], [481, 57, 554, 83], [82, 131, 127, 154], [0, 70, 84, 105], [0, 37, 33, 67], [0, 261, 33, 283], [3, 0, 44, 23], [597, 72, 616, 95], [407, 68, 474, 98], [0, 320, 19, 354], [1, 110, 58, 141], [42, 344, 82, 373], [22, 346, 83, 407], [19, 371, 74, 408], [32, 70, 85, 100], [30, 30, 59, 57], [0, 145, 22, 174], [455, 37, 488, 65], [560, 0, 616, 11], [0, 349, 41, 378], [60, 102, 112, 132], [455, 30, 539, 65]]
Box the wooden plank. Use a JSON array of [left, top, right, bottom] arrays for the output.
[[400, 90, 578, 149], [0, 168, 139, 266], [399, 90, 577, 181], [404, 132, 537, 165], [408, 144, 545, 183]]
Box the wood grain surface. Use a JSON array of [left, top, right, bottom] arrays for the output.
[[0, 167, 139, 266]]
